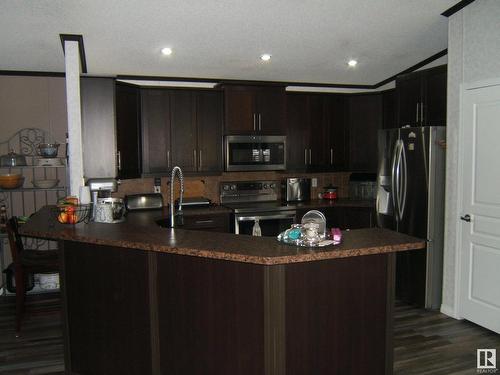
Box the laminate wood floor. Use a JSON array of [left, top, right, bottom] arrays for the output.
[[0, 295, 498, 374]]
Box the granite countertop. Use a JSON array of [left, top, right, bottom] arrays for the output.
[[20, 205, 425, 265]]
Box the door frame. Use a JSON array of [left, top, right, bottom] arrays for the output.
[[455, 77, 500, 320]]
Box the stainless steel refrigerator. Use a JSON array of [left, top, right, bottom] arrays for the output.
[[376, 126, 446, 309]]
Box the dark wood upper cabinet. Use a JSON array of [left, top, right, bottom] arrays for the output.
[[141, 88, 223, 175], [324, 94, 348, 170], [196, 91, 223, 173], [141, 89, 171, 174], [224, 85, 286, 135], [286, 93, 347, 172], [81, 78, 117, 179], [115, 82, 141, 179], [170, 90, 197, 172], [382, 89, 397, 129], [396, 65, 447, 127], [348, 94, 383, 173], [285, 93, 310, 170], [424, 65, 447, 126], [308, 95, 327, 169]]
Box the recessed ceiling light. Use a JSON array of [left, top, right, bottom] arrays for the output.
[[161, 47, 173, 56], [260, 54, 271, 62], [347, 59, 358, 67]]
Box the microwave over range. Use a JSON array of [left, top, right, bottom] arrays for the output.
[[225, 135, 286, 171]]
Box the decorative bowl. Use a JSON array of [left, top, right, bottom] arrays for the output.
[[38, 143, 60, 158], [32, 179, 59, 189], [0, 174, 25, 189]]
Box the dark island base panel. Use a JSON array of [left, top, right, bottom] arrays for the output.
[[62, 241, 395, 375]]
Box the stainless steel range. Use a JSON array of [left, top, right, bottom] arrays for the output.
[[220, 181, 297, 236]]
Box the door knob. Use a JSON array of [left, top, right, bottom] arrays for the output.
[[460, 214, 471, 222]]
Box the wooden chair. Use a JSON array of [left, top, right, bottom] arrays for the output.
[[5, 217, 59, 334]]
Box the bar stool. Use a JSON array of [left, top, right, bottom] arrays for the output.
[[5, 217, 59, 334]]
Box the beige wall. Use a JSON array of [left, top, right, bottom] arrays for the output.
[[0, 76, 67, 144]]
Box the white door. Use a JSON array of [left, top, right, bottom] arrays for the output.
[[459, 82, 500, 334]]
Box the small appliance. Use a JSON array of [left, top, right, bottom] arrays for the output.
[[320, 185, 338, 200], [225, 135, 286, 171], [281, 178, 311, 202], [86, 178, 119, 221]]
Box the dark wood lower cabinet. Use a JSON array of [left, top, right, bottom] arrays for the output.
[[61, 242, 394, 375], [62, 242, 152, 375], [298, 206, 375, 230]]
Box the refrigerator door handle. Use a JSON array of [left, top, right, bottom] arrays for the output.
[[391, 140, 401, 221], [400, 141, 408, 220]]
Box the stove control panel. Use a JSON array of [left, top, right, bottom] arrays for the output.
[[220, 180, 279, 203]]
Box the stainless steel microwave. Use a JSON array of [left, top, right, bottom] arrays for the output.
[[225, 135, 286, 171]]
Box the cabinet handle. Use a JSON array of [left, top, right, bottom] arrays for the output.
[[420, 102, 424, 125], [167, 150, 171, 168], [304, 148, 308, 165], [253, 113, 256, 131], [258, 113, 262, 131], [330, 148, 333, 165], [199, 149, 202, 171], [195, 219, 215, 224], [193, 149, 197, 169], [117, 151, 121, 172], [416, 103, 419, 123], [309, 149, 312, 165]]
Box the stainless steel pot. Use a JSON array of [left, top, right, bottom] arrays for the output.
[[0, 150, 27, 167]]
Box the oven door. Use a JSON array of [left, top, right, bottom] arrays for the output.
[[225, 135, 286, 171], [234, 211, 296, 237]]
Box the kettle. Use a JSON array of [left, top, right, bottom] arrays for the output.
[[320, 185, 338, 200]]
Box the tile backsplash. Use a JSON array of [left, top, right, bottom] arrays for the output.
[[114, 172, 351, 204]]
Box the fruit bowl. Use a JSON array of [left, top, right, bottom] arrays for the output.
[[51, 204, 92, 224]]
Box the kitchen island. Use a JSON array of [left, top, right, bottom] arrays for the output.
[[21, 206, 425, 375]]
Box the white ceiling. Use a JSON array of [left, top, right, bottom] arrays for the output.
[[0, 0, 456, 85]]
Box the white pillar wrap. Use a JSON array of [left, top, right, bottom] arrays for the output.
[[64, 41, 84, 196]]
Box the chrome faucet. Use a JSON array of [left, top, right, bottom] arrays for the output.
[[170, 166, 184, 228]]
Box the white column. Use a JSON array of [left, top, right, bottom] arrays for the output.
[[64, 40, 84, 196]]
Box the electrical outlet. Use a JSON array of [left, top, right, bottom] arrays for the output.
[[312, 178, 318, 188], [154, 186, 161, 193]]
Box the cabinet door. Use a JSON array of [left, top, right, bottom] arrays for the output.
[[423, 65, 447, 126], [343, 207, 374, 229], [170, 90, 197, 172], [382, 89, 397, 130], [183, 213, 230, 232], [308, 95, 328, 170], [325, 95, 347, 170], [286, 94, 310, 170], [224, 86, 256, 134], [81, 78, 117, 179], [396, 73, 421, 127], [348, 94, 383, 172], [141, 89, 170, 174], [116, 83, 141, 179], [196, 91, 223, 173], [255, 86, 286, 134]]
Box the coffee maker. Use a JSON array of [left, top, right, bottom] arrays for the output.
[[86, 178, 119, 221]]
